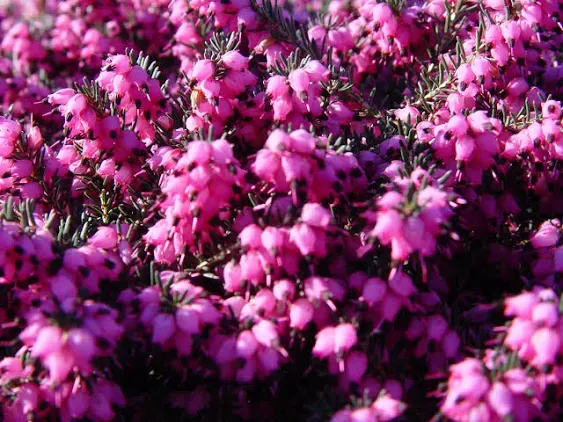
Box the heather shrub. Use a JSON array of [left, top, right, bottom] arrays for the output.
[[0, 0, 561, 420]]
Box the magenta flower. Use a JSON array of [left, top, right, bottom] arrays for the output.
[[0, 117, 21, 158], [289, 298, 314, 330]]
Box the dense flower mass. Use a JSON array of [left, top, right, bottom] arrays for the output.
[[0, 0, 561, 420]]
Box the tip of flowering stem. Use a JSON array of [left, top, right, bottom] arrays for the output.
[[326, 299, 337, 312], [425, 371, 448, 381], [420, 256, 428, 283], [484, 339, 499, 347]]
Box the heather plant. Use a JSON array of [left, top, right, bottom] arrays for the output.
[[0, 0, 560, 421]]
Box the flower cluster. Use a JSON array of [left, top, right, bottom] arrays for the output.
[[253, 128, 368, 204], [366, 184, 456, 261], [442, 287, 563, 421], [145, 138, 246, 262]]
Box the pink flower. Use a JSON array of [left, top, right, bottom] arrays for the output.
[[273, 279, 296, 301], [344, 351, 367, 383], [51, 275, 78, 304], [175, 306, 200, 335], [237, 358, 257, 383], [394, 105, 420, 123], [388, 270, 416, 297], [215, 337, 237, 364], [236, 330, 259, 359], [289, 298, 314, 330], [530, 328, 560, 366], [371, 209, 403, 244], [11, 159, 33, 178], [467, 111, 501, 134], [44, 350, 74, 382], [175, 22, 200, 45], [67, 388, 90, 419], [504, 318, 535, 351], [272, 96, 293, 121], [290, 223, 318, 256], [313, 326, 335, 358], [289, 129, 316, 154], [500, 21, 521, 45], [531, 302, 558, 327], [152, 313, 176, 345], [487, 382, 513, 417], [542, 100, 561, 120], [303, 60, 329, 82], [331, 409, 352, 422], [66, 328, 96, 364], [471, 56, 491, 78], [334, 324, 357, 355], [257, 347, 280, 374], [104, 54, 131, 74], [240, 250, 265, 285], [529, 220, 560, 248], [238, 8, 258, 29], [48, 88, 75, 105], [506, 78, 529, 97], [222, 51, 248, 71], [381, 293, 403, 321], [239, 224, 263, 250], [191, 59, 215, 81], [455, 135, 475, 161], [505, 292, 538, 319], [88, 226, 118, 249], [442, 331, 460, 358], [362, 277, 387, 304], [251, 320, 279, 348], [426, 315, 448, 342], [372, 394, 406, 421], [266, 75, 290, 98], [253, 289, 276, 315], [30, 326, 63, 358], [349, 407, 374, 422], [372, 3, 394, 24], [288, 69, 309, 93], [456, 63, 475, 85], [0, 117, 21, 158]]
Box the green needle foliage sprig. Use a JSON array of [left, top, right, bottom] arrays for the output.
[[251, 0, 322, 60]]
